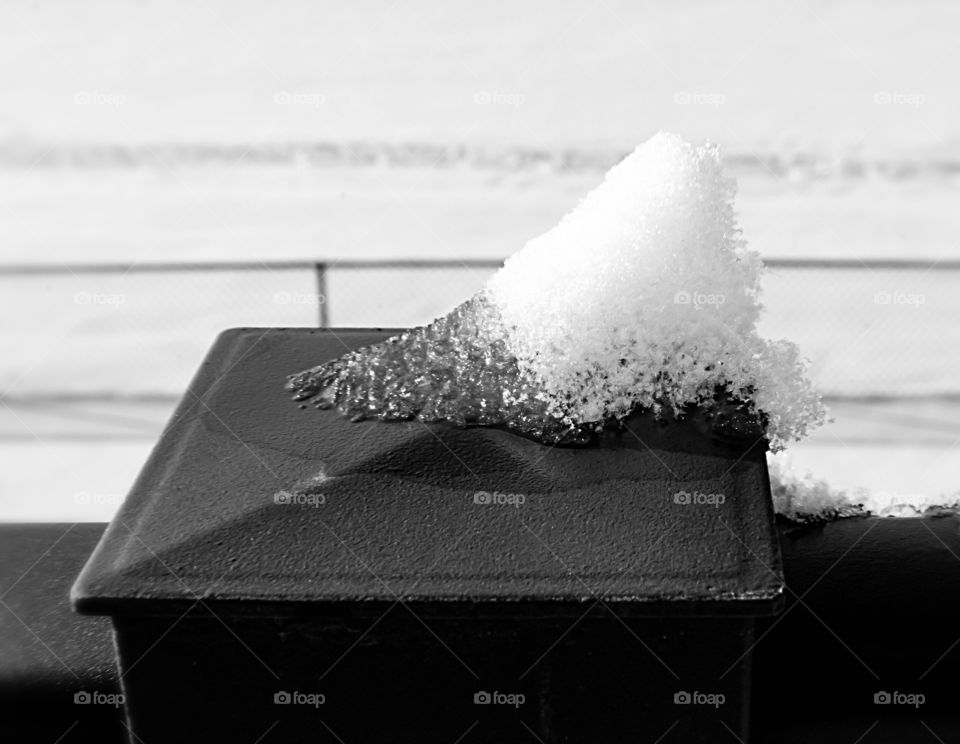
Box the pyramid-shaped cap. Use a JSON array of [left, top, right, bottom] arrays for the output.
[[72, 329, 783, 618]]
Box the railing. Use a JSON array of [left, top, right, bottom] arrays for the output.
[[0, 259, 508, 329], [2, 258, 959, 399]]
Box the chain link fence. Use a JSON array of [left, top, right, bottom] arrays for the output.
[[2, 259, 959, 399]]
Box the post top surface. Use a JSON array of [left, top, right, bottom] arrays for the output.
[[72, 328, 784, 618]]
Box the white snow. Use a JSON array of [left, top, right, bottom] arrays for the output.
[[486, 133, 824, 448], [769, 452, 960, 521]]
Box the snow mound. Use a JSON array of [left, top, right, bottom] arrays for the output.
[[485, 132, 823, 449], [289, 132, 825, 449]]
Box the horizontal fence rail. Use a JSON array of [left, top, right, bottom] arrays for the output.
[[2, 258, 959, 400], [0, 258, 513, 274], [3, 257, 960, 274]]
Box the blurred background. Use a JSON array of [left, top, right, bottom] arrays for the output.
[[2, 0, 959, 520]]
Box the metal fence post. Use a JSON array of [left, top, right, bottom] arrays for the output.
[[316, 262, 328, 327]]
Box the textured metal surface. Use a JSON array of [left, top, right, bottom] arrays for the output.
[[111, 612, 754, 743], [0, 524, 124, 743], [754, 515, 960, 743], [72, 328, 782, 617]]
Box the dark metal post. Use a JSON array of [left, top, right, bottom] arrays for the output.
[[315, 262, 328, 327], [72, 328, 784, 743]]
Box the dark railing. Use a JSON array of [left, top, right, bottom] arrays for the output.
[[6, 515, 960, 742], [0, 258, 508, 328], [2, 256, 958, 325], [3, 257, 959, 398], [4, 256, 957, 273]]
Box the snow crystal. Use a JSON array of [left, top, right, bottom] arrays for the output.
[[288, 132, 825, 449], [768, 456, 866, 522], [769, 454, 960, 522]]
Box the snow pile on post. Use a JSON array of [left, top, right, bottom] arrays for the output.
[[289, 132, 825, 450]]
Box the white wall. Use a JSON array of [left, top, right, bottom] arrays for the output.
[[1, 0, 957, 154]]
